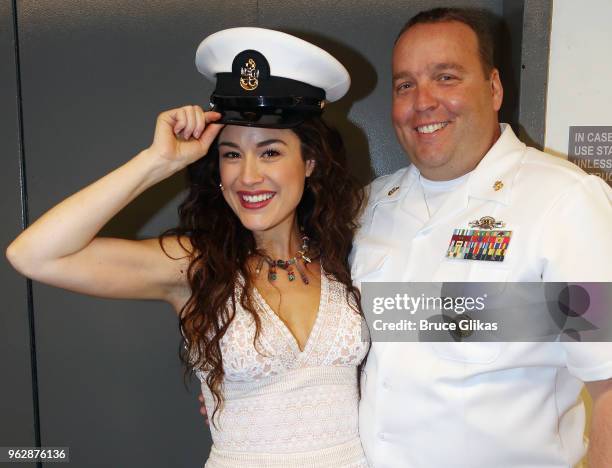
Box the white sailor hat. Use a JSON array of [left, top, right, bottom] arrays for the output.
[[195, 27, 350, 128]]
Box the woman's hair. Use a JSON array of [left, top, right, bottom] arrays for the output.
[[159, 116, 365, 425]]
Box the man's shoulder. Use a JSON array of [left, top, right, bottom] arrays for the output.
[[496, 124, 594, 188], [522, 146, 587, 181], [508, 145, 612, 218], [519, 145, 603, 192]]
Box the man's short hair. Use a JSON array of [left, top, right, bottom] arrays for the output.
[[396, 7, 495, 77]]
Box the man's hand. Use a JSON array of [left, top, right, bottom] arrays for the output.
[[585, 379, 612, 468], [198, 393, 210, 426]]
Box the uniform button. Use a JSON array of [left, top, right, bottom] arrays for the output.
[[382, 379, 391, 390], [378, 431, 386, 441]]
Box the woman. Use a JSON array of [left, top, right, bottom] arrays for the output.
[[6, 28, 369, 467]]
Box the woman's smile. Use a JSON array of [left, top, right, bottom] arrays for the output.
[[237, 190, 277, 209]]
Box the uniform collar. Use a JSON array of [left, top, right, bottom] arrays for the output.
[[368, 124, 525, 214], [466, 123, 526, 206], [401, 124, 525, 233]]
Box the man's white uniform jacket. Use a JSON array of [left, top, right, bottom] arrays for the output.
[[351, 125, 612, 467]]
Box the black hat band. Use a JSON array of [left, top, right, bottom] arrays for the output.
[[214, 73, 325, 101], [211, 95, 323, 111]]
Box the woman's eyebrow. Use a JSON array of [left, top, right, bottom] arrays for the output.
[[256, 139, 287, 147], [218, 139, 287, 148], [218, 141, 239, 148]]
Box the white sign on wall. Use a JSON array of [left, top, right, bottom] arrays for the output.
[[545, 0, 612, 188]]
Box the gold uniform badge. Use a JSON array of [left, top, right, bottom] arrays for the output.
[[240, 58, 259, 91]]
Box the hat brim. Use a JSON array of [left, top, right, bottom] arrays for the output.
[[216, 108, 319, 129]]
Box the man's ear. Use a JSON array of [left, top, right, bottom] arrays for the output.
[[490, 68, 504, 112], [305, 159, 316, 177]]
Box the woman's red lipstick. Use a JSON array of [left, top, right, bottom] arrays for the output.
[[237, 191, 276, 209]]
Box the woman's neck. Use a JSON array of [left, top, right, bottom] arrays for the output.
[[253, 220, 303, 260]]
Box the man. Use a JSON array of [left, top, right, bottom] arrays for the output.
[[351, 7, 612, 468]]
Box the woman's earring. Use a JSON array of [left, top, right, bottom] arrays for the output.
[[219, 183, 224, 191]]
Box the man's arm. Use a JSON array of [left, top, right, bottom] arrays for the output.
[[585, 379, 612, 468]]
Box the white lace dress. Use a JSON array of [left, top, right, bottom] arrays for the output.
[[197, 269, 370, 468]]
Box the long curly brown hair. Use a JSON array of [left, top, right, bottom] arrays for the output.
[[159, 116, 366, 425]]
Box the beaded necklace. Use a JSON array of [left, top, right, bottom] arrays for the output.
[[254, 234, 315, 285]]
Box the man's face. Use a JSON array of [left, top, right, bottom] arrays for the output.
[[392, 21, 503, 180]]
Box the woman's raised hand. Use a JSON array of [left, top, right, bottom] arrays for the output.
[[149, 105, 224, 172], [6, 104, 224, 301]]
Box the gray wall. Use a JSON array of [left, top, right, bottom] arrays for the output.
[[1, 2, 37, 468], [1, 1, 550, 467]]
